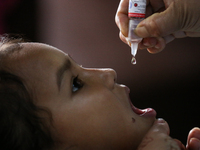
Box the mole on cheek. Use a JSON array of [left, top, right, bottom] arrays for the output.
[[132, 117, 135, 123]]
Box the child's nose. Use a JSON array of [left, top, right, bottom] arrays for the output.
[[95, 68, 117, 89]]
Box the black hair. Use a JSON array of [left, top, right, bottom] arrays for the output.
[[0, 34, 54, 150]]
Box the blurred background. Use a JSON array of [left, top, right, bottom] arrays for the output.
[[1, 0, 200, 144]]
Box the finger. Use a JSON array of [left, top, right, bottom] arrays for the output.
[[187, 127, 200, 146], [142, 32, 186, 52], [163, 34, 175, 44], [156, 31, 186, 46], [138, 37, 157, 49], [116, 0, 129, 16], [119, 32, 130, 45], [147, 37, 165, 54], [135, 3, 180, 38], [115, 0, 129, 37], [173, 31, 187, 38], [139, 36, 172, 51], [187, 138, 200, 150], [188, 127, 200, 141]]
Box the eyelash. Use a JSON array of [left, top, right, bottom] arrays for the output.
[[72, 76, 83, 92]]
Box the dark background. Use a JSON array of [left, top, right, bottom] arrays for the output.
[[2, 0, 200, 145]]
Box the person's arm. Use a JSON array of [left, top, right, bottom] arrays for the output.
[[137, 118, 185, 150], [115, 0, 200, 54]]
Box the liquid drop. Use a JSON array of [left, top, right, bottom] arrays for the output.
[[131, 56, 136, 65]]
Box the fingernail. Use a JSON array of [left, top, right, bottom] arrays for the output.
[[136, 26, 149, 37], [157, 118, 165, 123]]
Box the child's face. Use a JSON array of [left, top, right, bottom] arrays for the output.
[[6, 43, 156, 149]]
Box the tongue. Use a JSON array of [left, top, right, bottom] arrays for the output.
[[129, 100, 150, 116], [132, 106, 149, 116], [131, 104, 156, 117]]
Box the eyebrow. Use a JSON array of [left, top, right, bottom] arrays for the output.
[[56, 57, 71, 91]]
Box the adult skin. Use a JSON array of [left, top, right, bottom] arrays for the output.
[[115, 0, 200, 53]]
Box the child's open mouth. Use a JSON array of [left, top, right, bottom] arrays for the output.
[[123, 85, 157, 117]]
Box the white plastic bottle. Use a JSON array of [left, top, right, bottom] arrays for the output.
[[128, 0, 146, 64]]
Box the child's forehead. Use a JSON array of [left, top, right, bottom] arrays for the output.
[[22, 42, 61, 53], [1, 42, 72, 81], [8, 43, 68, 93], [1, 42, 55, 59], [14, 43, 67, 60], [18, 43, 66, 65], [3, 43, 66, 76]]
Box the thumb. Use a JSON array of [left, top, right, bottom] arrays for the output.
[[135, 3, 180, 38]]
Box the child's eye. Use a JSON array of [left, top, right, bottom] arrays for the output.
[[72, 76, 83, 92]]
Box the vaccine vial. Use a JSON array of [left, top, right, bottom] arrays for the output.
[[128, 0, 146, 64]]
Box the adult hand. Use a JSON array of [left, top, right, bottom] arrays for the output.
[[186, 127, 200, 150], [115, 0, 200, 54], [137, 119, 185, 150]]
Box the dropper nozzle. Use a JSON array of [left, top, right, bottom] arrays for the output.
[[131, 42, 138, 65]]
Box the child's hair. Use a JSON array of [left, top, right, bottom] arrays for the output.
[[0, 34, 54, 150]]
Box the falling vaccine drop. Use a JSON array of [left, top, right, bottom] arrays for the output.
[[131, 56, 136, 65]]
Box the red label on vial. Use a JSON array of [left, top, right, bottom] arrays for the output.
[[128, 13, 145, 18]]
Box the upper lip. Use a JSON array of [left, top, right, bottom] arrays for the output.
[[124, 86, 130, 94], [121, 84, 131, 98], [118, 84, 130, 94], [118, 84, 132, 104], [115, 84, 132, 108]]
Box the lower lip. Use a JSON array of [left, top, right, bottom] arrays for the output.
[[129, 100, 156, 117]]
